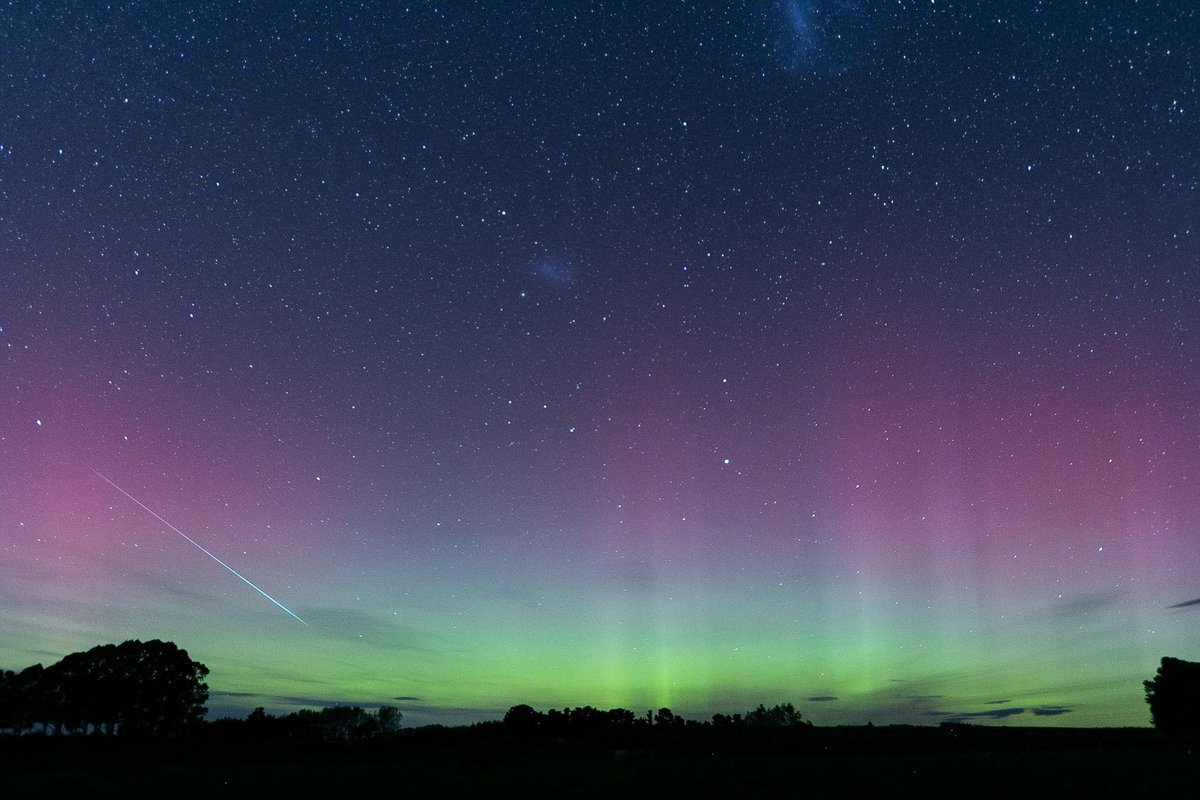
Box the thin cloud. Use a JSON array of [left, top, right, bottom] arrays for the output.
[[930, 707, 1026, 723], [1031, 706, 1074, 717], [1052, 590, 1123, 619]]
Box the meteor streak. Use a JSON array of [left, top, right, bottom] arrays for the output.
[[92, 468, 309, 626]]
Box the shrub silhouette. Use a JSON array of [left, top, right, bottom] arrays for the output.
[[1145, 656, 1200, 733]]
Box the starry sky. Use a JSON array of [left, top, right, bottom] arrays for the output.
[[2, 1, 1199, 727]]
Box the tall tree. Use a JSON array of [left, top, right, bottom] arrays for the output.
[[377, 705, 402, 735], [12, 664, 47, 735], [110, 639, 209, 736], [0, 669, 15, 732], [1145, 656, 1200, 733]]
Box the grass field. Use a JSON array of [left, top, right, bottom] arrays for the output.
[[4, 729, 1198, 798]]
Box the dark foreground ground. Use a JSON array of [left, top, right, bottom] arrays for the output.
[[3, 726, 1198, 799]]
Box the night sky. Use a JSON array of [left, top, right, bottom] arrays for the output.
[[3, 1, 1199, 727]]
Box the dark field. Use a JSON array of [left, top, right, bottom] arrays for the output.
[[3, 728, 1199, 799]]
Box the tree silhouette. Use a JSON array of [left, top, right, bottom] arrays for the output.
[[107, 639, 209, 736], [0, 640, 207, 737], [11, 664, 48, 735], [0, 669, 14, 733], [377, 705, 403, 735], [248, 705, 402, 742], [653, 707, 681, 728], [1145, 656, 1200, 733], [41, 652, 82, 735], [503, 703, 541, 731], [745, 702, 810, 727]]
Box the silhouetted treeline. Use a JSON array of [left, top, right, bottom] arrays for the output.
[[498, 702, 811, 737], [0, 640, 208, 737], [9, 642, 1197, 744], [208, 704, 402, 743], [202, 701, 811, 749]]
